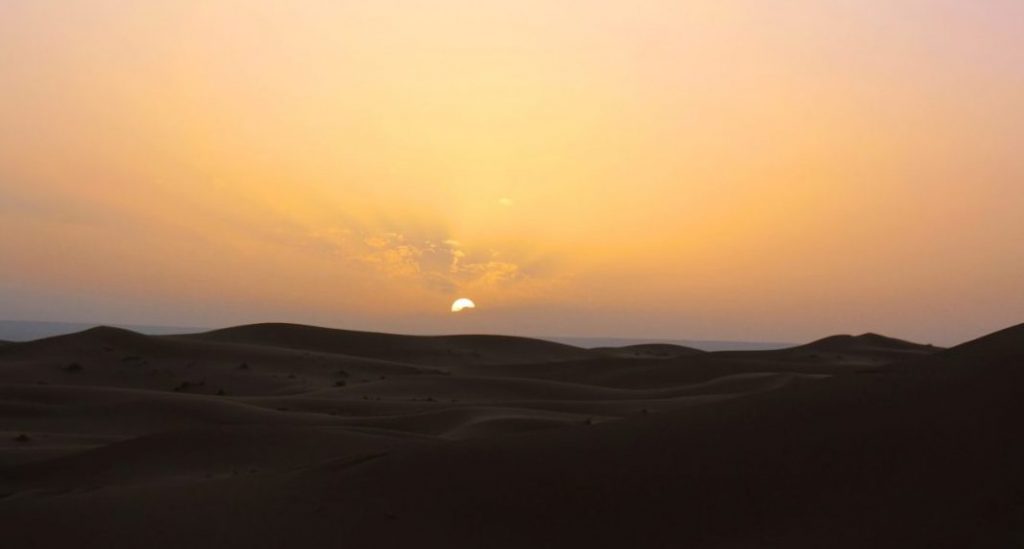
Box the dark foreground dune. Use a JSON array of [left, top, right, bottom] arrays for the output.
[[1, 322, 1022, 547]]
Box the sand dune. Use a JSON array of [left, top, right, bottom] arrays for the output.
[[182, 323, 596, 365], [935, 322, 1024, 364], [0, 426, 426, 495], [711, 332, 943, 367], [593, 342, 706, 359], [1, 322, 1021, 547], [0, 326, 438, 397]]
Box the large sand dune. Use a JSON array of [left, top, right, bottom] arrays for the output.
[[2, 322, 1022, 547]]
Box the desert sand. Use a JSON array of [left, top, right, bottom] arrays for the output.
[[1, 322, 1022, 547]]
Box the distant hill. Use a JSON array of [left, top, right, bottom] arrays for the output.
[[0, 320, 201, 342], [798, 333, 937, 353], [711, 332, 943, 366], [549, 335, 794, 352], [0, 321, 790, 352], [0, 326, 171, 356], [180, 323, 596, 366]]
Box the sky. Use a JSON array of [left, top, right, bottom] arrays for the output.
[[1, 1, 1022, 345]]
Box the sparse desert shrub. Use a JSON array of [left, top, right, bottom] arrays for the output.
[[238, 363, 250, 370], [216, 389, 226, 396], [14, 433, 31, 443], [63, 362, 83, 373], [334, 381, 346, 387]]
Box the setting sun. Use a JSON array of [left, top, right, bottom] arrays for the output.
[[451, 298, 476, 313]]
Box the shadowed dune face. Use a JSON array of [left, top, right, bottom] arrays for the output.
[[0, 323, 1021, 548], [937, 322, 1024, 363]]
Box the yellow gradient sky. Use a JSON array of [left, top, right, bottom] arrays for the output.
[[1, 1, 1022, 344]]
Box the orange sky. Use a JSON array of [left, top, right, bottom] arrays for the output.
[[1, 1, 1022, 344]]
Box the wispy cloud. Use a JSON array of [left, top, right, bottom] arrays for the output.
[[295, 223, 541, 296]]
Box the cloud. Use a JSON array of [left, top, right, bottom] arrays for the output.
[[294, 223, 540, 296]]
